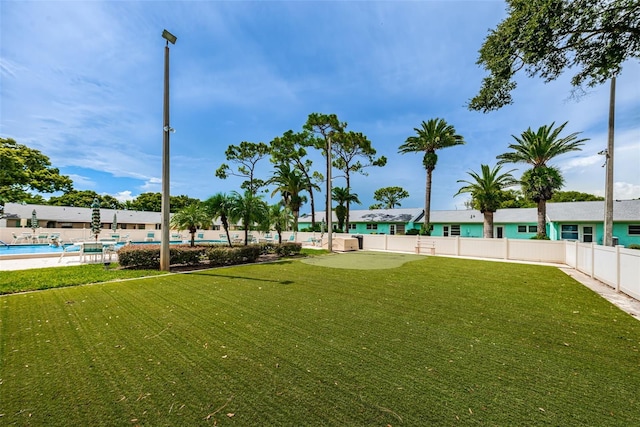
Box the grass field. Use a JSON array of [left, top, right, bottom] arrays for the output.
[[1, 254, 639, 425]]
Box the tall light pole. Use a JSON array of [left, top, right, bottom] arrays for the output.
[[326, 134, 333, 252], [603, 76, 615, 247], [161, 29, 177, 271]]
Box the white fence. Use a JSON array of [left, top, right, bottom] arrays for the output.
[[356, 234, 639, 302], [566, 242, 640, 301], [2, 228, 638, 301]]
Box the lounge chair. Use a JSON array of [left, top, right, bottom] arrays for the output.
[[145, 232, 155, 242], [171, 233, 183, 241], [11, 233, 26, 244]]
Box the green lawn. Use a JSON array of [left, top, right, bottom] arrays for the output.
[[1, 255, 639, 425]]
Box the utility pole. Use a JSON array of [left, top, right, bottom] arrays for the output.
[[604, 76, 615, 246]]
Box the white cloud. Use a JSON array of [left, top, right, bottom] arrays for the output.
[[112, 191, 135, 202]]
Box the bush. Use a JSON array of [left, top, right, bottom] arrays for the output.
[[405, 229, 420, 235], [274, 242, 302, 257], [205, 245, 261, 266], [530, 234, 551, 240], [628, 244, 640, 250], [118, 244, 207, 269]]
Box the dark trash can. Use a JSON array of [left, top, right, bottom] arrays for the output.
[[351, 235, 363, 250]]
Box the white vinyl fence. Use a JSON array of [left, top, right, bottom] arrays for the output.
[[565, 242, 640, 301], [354, 234, 639, 302]]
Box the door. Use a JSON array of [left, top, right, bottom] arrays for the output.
[[389, 224, 396, 235], [581, 225, 594, 243], [496, 226, 504, 239]]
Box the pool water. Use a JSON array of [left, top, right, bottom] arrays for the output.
[[0, 243, 126, 256]]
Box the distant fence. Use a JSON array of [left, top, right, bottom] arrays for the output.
[[355, 234, 638, 302], [2, 227, 638, 301]]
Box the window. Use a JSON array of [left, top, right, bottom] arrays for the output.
[[561, 224, 579, 240], [528, 225, 537, 233], [517, 225, 527, 233], [629, 225, 640, 235], [518, 225, 537, 233], [583, 226, 593, 243], [348, 223, 357, 230], [366, 223, 378, 230], [442, 225, 460, 236]]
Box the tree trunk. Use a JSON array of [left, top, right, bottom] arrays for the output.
[[537, 199, 547, 237], [483, 211, 494, 238], [308, 187, 316, 229], [345, 173, 351, 233], [424, 168, 433, 232]]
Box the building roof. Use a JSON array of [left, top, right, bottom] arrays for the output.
[[2, 202, 164, 224], [300, 208, 424, 224], [299, 200, 640, 224]]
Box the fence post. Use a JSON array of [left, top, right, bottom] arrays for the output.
[[615, 245, 621, 292], [504, 238, 509, 260], [455, 236, 460, 256], [590, 243, 595, 279]]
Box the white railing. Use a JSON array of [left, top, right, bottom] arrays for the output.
[[2, 228, 638, 301], [356, 234, 638, 302], [565, 242, 640, 301]]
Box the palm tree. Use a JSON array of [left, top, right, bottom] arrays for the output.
[[228, 190, 268, 245], [268, 203, 293, 244], [331, 186, 360, 232], [204, 193, 235, 247], [169, 203, 210, 247], [497, 121, 587, 237], [455, 164, 517, 238], [398, 118, 465, 233], [268, 163, 308, 232]]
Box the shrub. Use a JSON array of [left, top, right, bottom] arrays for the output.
[[205, 245, 261, 266], [530, 234, 551, 240], [118, 245, 161, 269], [405, 229, 420, 235], [275, 242, 302, 257], [628, 244, 640, 250]]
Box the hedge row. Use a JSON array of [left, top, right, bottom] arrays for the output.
[[117, 242, 302, 269]]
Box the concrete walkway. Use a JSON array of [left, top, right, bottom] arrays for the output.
[[559, 267, 640, 320]]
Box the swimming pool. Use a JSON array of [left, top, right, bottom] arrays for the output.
[[0, 240, 227, 257], [0, 243, 127, 256]]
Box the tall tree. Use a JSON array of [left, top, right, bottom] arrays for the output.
[[270, 130, 323, 229], [268, 163, 308, 232], [398, 118, 466, 233], [332, 187, 361, 232], [469, 0, 639, 112], [550, 190, 604, 202], [228, 190, 268, 245], [170, 202, 211, 247], [304, 113, 346, 239], [332, 131, 386, 231], [204, 193, 235, 247], [497, 121, 587, 237], [215, 141, 270, 195], [371, 186, 410, 209], [0, 137, 73, 203], [455, 164, 517, 238]]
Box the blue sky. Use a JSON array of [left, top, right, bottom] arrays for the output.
[[1, 0, 639, 213]]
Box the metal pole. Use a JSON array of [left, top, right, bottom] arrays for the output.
[[604, 76, 615, 247], [160, 42, 171, 271], [326, 135, 333, 252]]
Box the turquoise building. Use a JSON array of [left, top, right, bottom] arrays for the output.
[[299, 200, 640, 247]]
